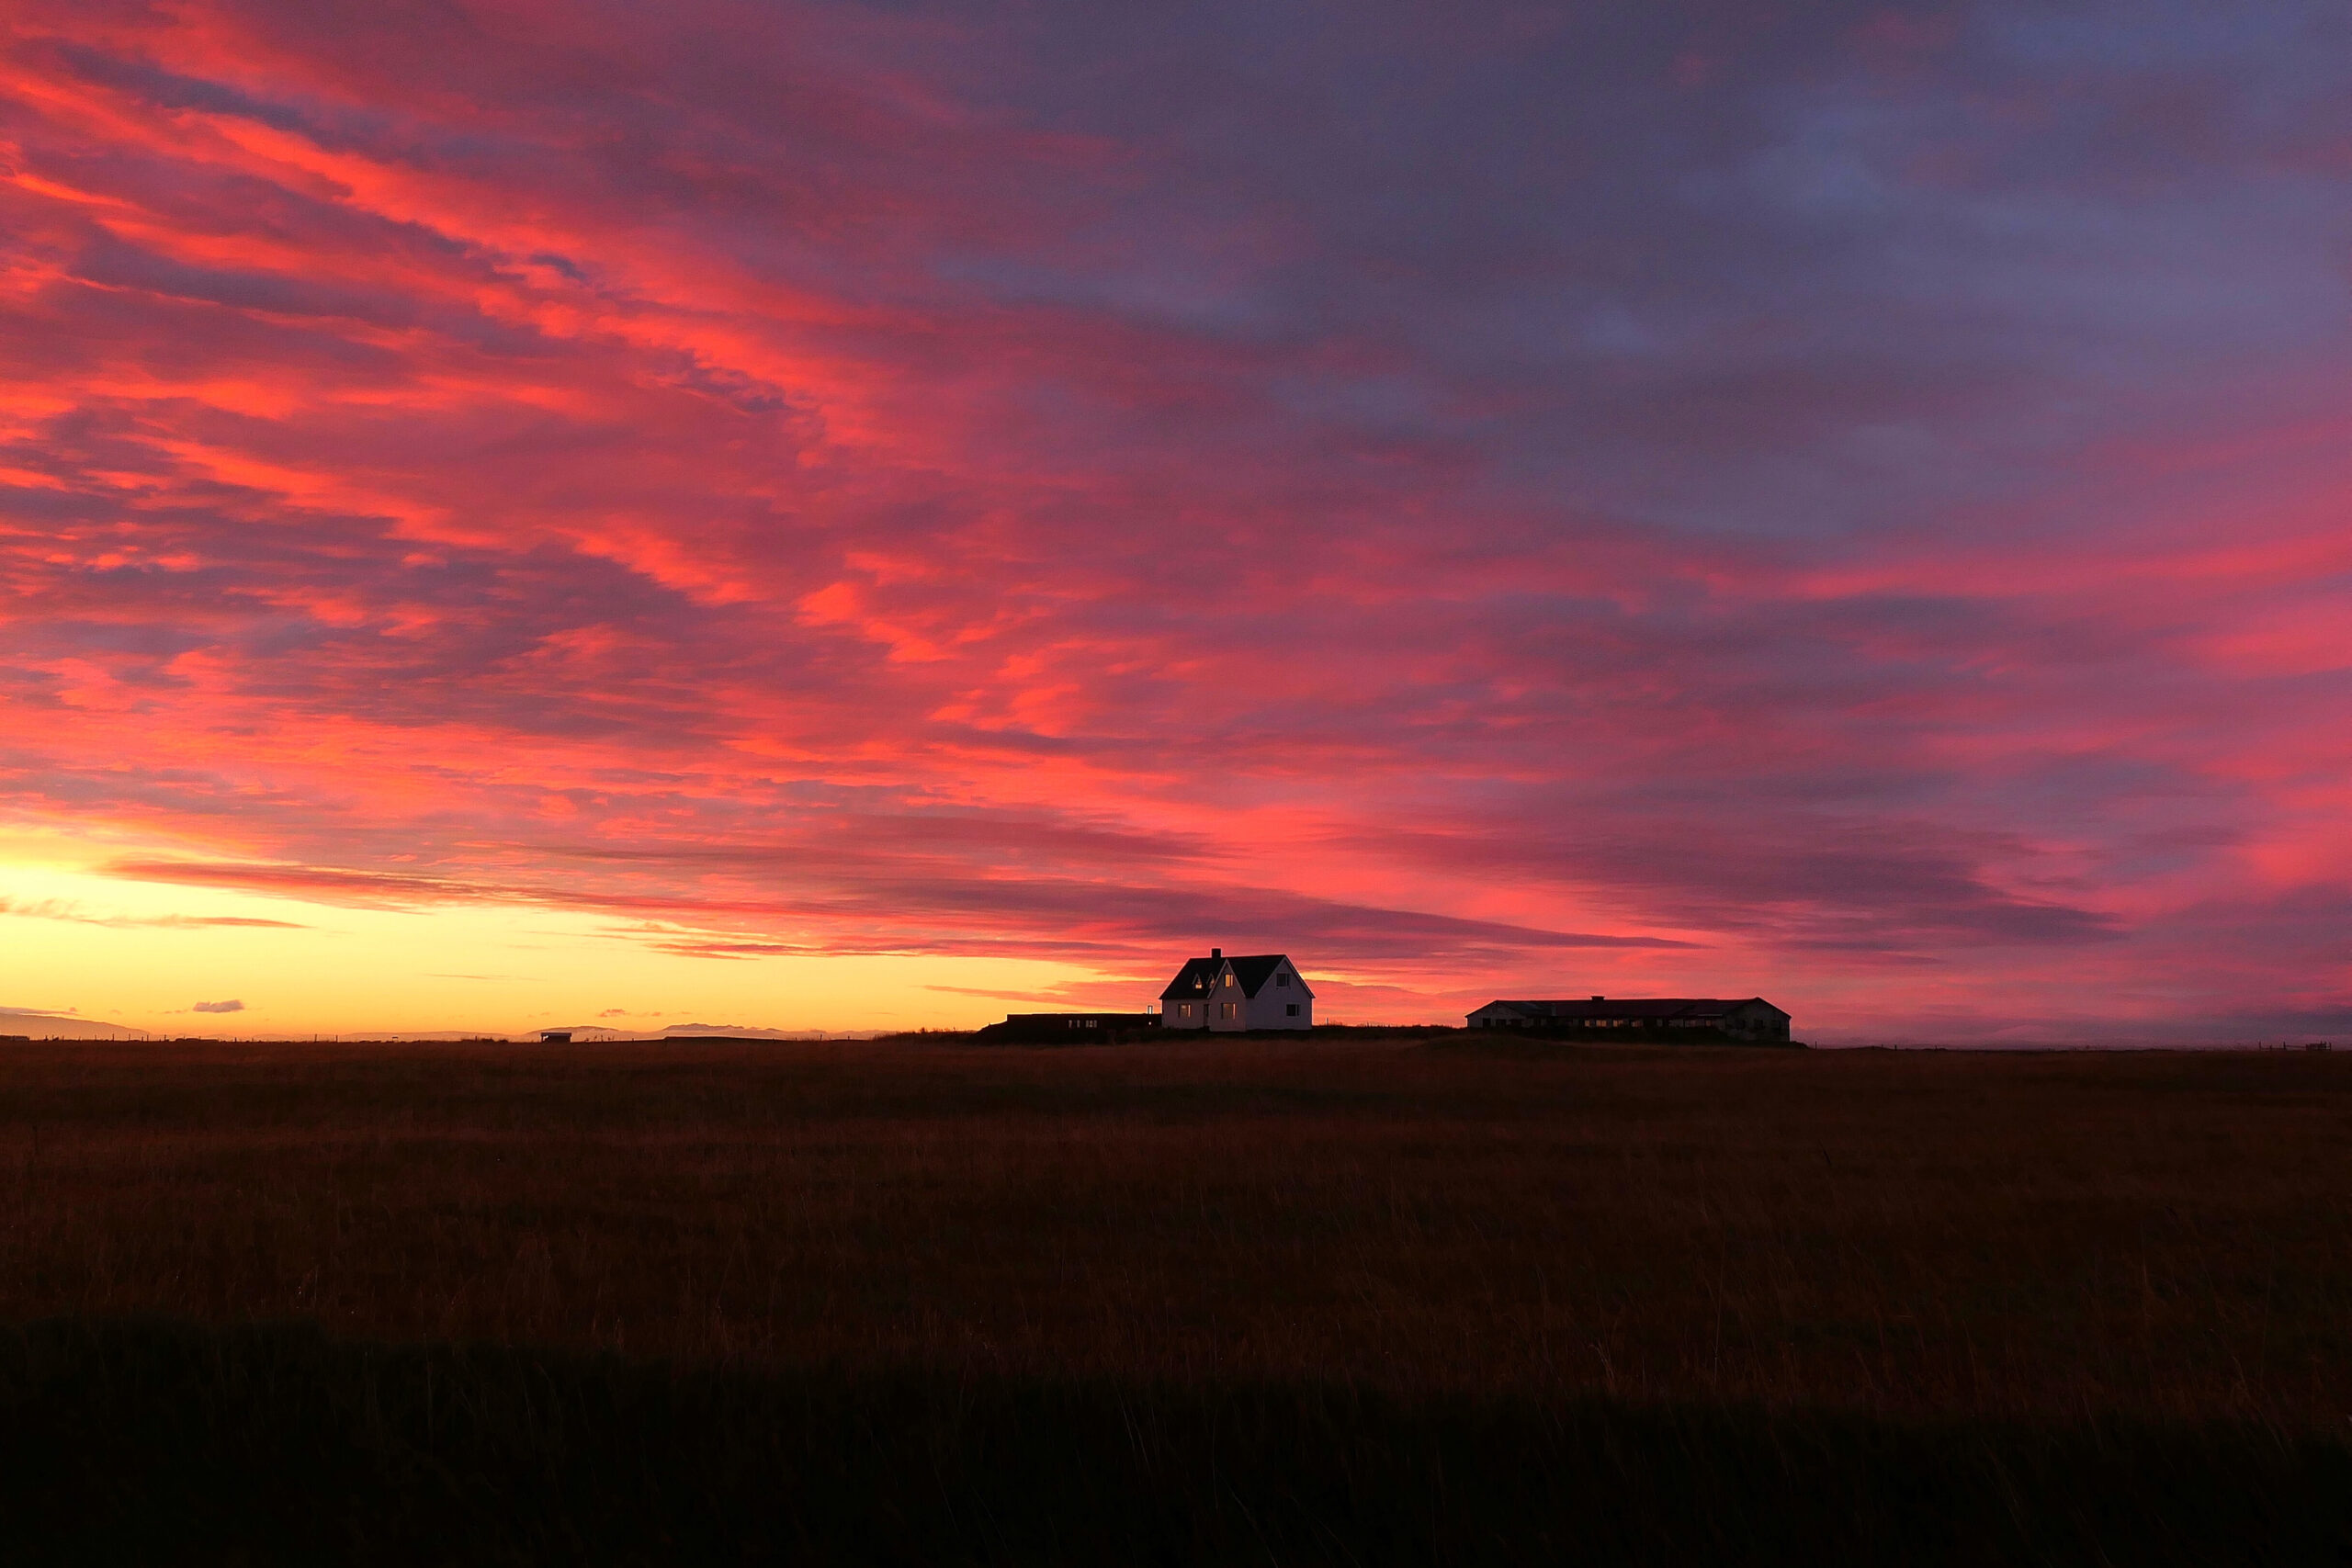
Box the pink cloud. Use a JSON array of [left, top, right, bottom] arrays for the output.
[[2, 1, 2347, 1039], [0, 896, 307, 930]]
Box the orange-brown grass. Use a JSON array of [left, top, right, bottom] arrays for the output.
[[5, 1033, 2347, 1426]]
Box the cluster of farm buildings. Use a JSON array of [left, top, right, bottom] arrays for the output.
[[978, 948, 1794, 1044]]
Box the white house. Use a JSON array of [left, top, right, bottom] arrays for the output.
[[1159, 949, 1313, 1031]]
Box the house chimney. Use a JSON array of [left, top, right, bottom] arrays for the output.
[[1212, 947, 1222, 959]]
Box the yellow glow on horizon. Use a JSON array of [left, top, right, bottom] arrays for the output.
[[0, 853, 1139, 1037]]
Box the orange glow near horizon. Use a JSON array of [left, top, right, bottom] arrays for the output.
[[3, 2, 2348, 1043]]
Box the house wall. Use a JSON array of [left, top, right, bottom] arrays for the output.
[[1207, 965, 1247, 1031], [1161, 998, 1210, 1029], [1245, 963, 1311, 1030], [1724, 1000, 1792, 1039], [1469, 1001, 1791, 1038], [1246, 992, 1310, 1028]]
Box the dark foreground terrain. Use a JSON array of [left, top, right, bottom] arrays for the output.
[[2, 1035, 2347, 1562]]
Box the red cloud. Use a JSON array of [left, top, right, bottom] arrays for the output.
[[3, 1, 2349, 1039]]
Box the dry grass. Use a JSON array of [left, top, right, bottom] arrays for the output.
[[5, 1033, 2347, 1425]]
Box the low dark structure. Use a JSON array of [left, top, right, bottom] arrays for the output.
[[539, 1030, 573, 1044], [1467, 997, 1794, 1045], [974, 1012, 1161, 1044]]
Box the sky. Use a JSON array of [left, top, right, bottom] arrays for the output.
[[2, 0, 2348, 1042]]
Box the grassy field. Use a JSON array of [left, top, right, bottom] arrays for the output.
[[3, 1033, 2348, 1561]]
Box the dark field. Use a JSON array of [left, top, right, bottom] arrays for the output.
[[4, 1035, 2349, 1562]]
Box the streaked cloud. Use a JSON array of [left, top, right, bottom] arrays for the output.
[[1, 0, 2346, 1038], [1, 895, 308, 930]]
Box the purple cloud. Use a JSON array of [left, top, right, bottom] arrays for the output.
[[0, 0, 2345, 1035]]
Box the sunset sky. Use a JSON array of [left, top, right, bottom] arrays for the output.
[[3, 1, 2347, 1041]]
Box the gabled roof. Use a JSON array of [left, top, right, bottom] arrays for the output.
[[1159, 953, 1309, 1000], [1471, 998, 1785, 1021], [1159, 957, 1224, 1000], [1225, 954, 1298, 998]]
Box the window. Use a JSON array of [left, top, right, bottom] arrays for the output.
[[1285, 1004, 1299, 1017], [1178, 1004, 1192, 1018], [1275, 973, 1289, 987], [1223, 974, 1234, 987], [1222, 1002, 1236, 1019]]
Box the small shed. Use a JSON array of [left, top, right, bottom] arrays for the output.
[[539, 1030, 573, 1043]]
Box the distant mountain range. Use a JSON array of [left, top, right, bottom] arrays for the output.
[[0, 1009, 151, 1040], [540, 1024, 880, 1041]]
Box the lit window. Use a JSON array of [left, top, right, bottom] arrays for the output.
[[1224, 974, 1234, 987]]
